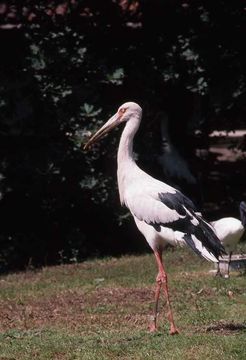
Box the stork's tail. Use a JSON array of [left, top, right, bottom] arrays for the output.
[[183, 234, 220, 263], [185, 213, 226, 263], [239, 201, 246, 228]]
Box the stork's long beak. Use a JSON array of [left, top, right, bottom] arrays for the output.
[[83, 113, 121, 150]]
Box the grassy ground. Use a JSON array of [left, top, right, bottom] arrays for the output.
[[0, 246, 245, 360]]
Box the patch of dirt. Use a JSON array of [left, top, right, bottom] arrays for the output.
[[202, 321, 246, 335], [88, 287, 153, 305], [0, 287, 154, 332]]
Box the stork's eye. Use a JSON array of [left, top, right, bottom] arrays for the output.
[[119, 108, 127, 115]]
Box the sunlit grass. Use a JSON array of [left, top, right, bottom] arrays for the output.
[[0, 245, 245, 359]]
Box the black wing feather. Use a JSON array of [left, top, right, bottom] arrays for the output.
[[148, 191, 226, 259]]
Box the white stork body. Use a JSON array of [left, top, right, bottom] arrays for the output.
[[211, 202, 246, 277], [84, 102, 225, 334], [212, 217, 244, 253], [119, 162, 218, 262]]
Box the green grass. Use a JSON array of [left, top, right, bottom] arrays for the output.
[[0, 246, 246, 359]]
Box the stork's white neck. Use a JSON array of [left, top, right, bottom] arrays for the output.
[[117, 115, 141, 165], [117, 114, 141, 204]]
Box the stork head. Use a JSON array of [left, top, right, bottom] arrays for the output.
[[83, 102, 142, 150]]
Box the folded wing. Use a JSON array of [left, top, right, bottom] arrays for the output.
[[125, 182, 225, 261]]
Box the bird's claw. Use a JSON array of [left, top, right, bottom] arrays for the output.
[[215, 271, 223, 278], [149, 324, 157, 333], [169, 326, 180, 335]]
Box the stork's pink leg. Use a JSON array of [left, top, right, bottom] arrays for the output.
[[149, 277, 161, 332], [152, 250, 179, 335]]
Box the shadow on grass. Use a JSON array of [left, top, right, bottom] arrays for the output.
[[203, 321, 246, 335]]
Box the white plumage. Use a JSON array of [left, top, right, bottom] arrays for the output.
[[212, 218, 244, 253], [84, 102, 225, 334], [211, 201, 246, 277]]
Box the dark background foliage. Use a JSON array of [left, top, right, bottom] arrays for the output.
[[0, 0, 246, 271]]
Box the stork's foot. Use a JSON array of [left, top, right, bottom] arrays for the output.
[[149, 323, 157, 333], [169, 325, 180, 335], [215, 270, 223, 278], [215, 270, 230, 278], [148, 315, 158, 333], [148, 323, 179, 335]]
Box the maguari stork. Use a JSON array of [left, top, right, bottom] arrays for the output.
[[84, 102, 225, 334]]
